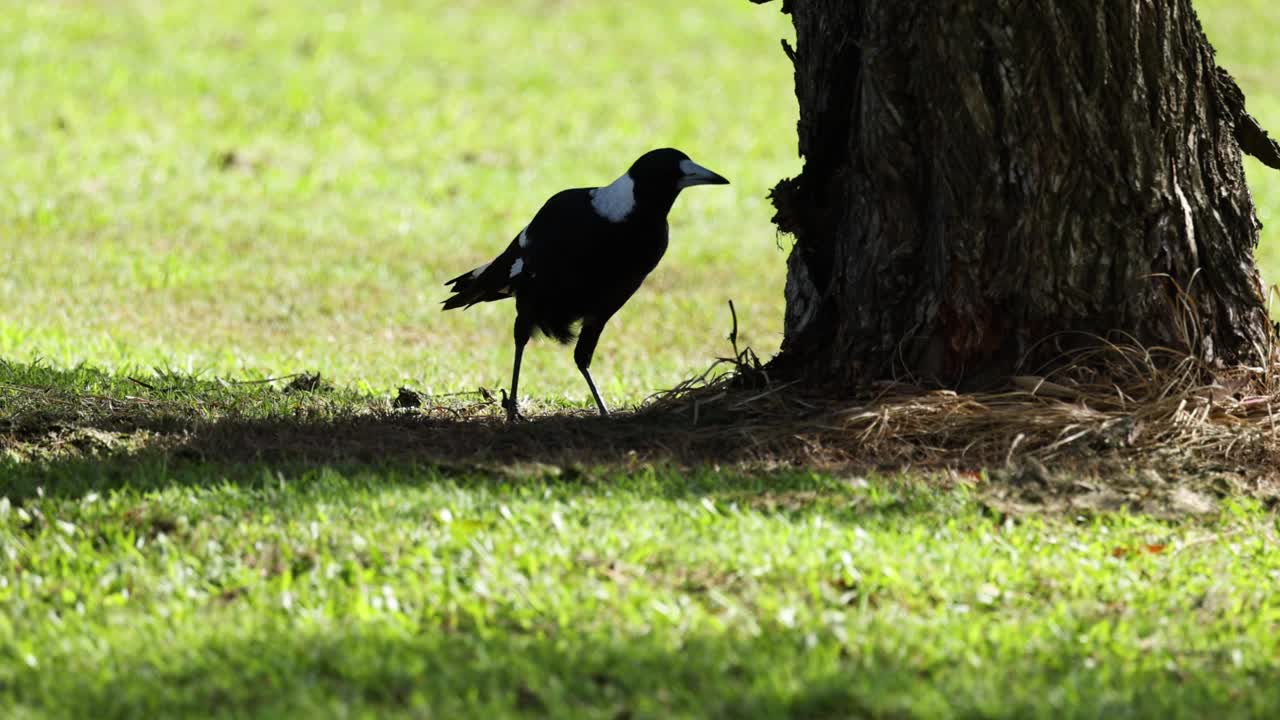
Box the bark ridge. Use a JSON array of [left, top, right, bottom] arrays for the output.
[[756, 0, 1275, 388]]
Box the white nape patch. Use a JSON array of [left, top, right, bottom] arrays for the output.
[[517, 226, 530, 248], [509, 257, 524, 278], [590, 173, 636, 223], [471, 261, 492, 278]]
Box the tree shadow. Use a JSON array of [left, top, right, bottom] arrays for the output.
[[7, 359, 1272, 515], [1, 418, 941, 530], [0, 357, 873, 503], [11, 613, 1272, 719], [1, 360, 785, 460]]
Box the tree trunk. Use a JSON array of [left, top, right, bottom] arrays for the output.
[[754, 0, 1280, 389]]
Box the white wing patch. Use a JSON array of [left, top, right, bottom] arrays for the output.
[[517, 226, 530, 248], [590, 173, 636, 223], [509, 257, 524, 278]]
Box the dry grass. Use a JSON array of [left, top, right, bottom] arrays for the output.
[[651, 339, 1278, 467], [639, 280, 1280, 469]]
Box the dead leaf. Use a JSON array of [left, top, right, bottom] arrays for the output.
[[393, 387, 423, 409]]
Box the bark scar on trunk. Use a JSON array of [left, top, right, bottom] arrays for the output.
[[1214, 67, 1280, 169]]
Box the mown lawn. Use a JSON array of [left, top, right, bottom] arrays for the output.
[[3, 1, 1280, 718], [1, 0, 798, 404], [6, 449, 1280, 719]]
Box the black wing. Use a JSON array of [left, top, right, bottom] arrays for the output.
[[441, 228, 527, 310], [442, 188, 601, 311], [520, 188, 607, 298]]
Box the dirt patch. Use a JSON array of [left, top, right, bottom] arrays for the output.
[[977, 457, 1276, 518]]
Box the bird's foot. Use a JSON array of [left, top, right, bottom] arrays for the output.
[[500, 390, 525, 423]]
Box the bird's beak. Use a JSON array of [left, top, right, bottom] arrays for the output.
[[677, 158, 730, 188]]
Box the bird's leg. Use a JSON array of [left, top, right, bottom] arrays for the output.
[[574, 318, 610, 417], [580, 366, 609, 416], [505, 316, 533, 422], [503, 346, 525, 422]]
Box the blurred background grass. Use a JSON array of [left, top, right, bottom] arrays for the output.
[[1, 0, 1276, 409]]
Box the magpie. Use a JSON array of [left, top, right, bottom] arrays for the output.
[[442, 148, 730, 421]]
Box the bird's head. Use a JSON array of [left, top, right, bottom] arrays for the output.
[[629, 148, 730, 191], [591, 148, 728, 223]]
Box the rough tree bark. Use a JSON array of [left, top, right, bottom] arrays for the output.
[[753, 0, 1280, 389]]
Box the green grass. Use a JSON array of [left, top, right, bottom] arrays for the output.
[[1, 1, 1278, 409], [0, 0, 798, 407], [4, 1, 1280, 717], [5, 458, 1280, 719]]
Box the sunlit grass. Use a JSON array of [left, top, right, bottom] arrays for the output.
[[2, 1, 1280, 718], [4, 460, 1280, 719], [2, 2, 1277, 407], [0, 0, 797, 408]]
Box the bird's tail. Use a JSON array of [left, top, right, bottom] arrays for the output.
[[441, 259, 513, 310]]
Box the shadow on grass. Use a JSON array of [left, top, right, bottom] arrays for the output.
[[12, 615, 1271, 719], [5, 359, 1274, 515], [0, 444, 946, 530], [2, 358, 883, 502]]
